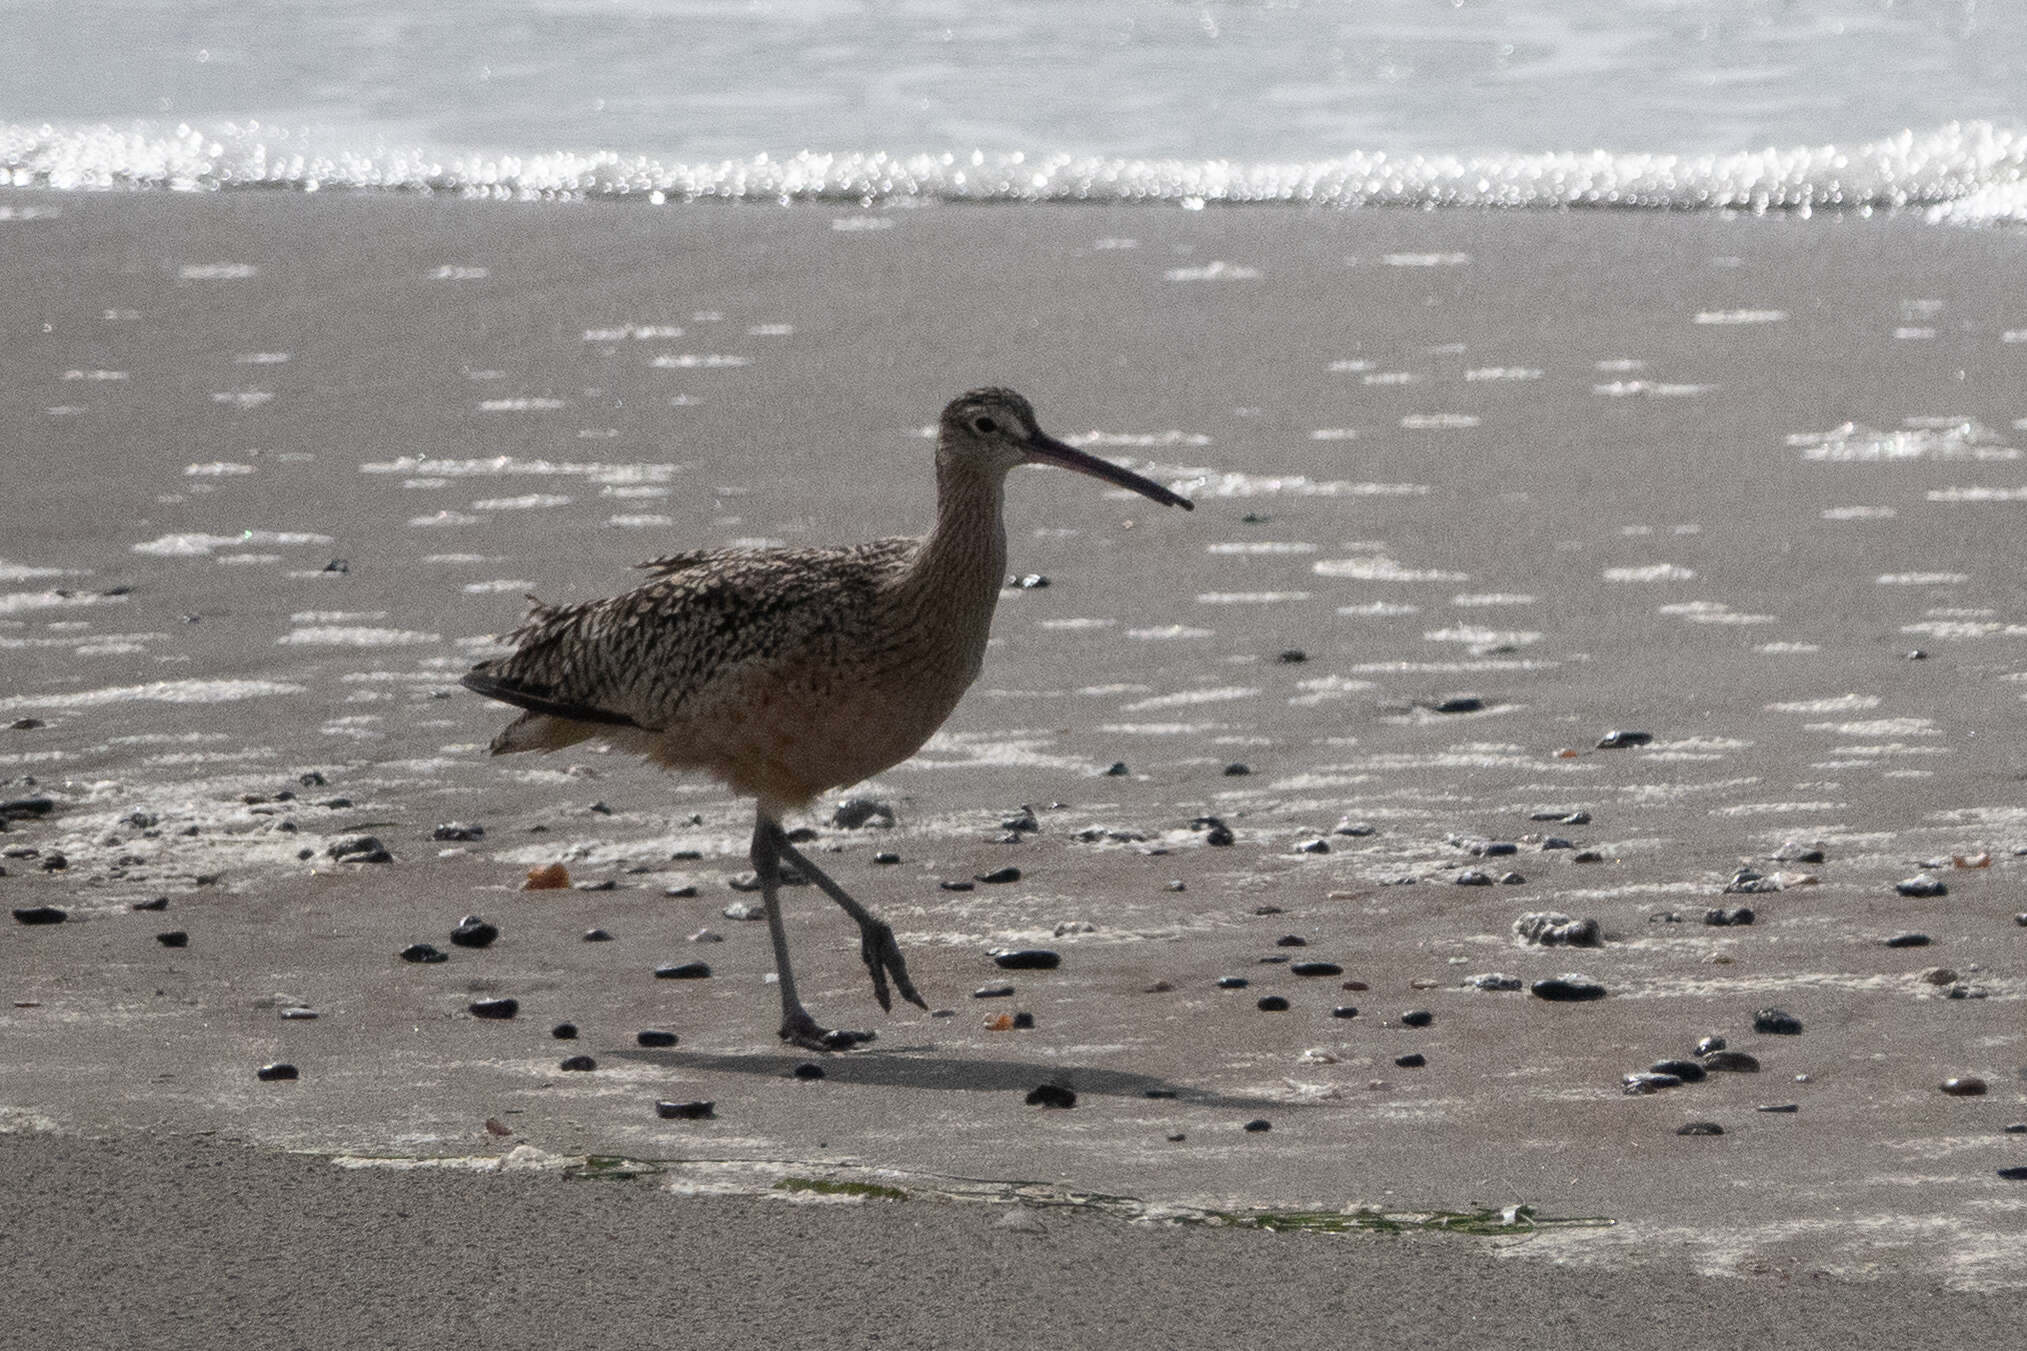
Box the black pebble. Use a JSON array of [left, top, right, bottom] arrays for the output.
[[1651, 1058, 1707, 1083], [1531, 976, 1607, 1002], [793, 1062, 826, 1080], [1256, 996, 1290, 1012], [1216, 976, 1250, 990], [399, 942, 448, 964], [432, 822, 485, 842], [1331, 1005, 1360, 1019], [1884, 932, 1931, 948], [1400, 1009, 1434, 1028], [133, 896, 168, 912], [975, 866, 1022, 884], [255, 1063, 299, 1082], [552, 1022, 578, 1040], [1011, 1011, 1035, 1029], [1752, 1007, 1803, 1035], [469, 997, 519, 1019], [449, 916, 498, 949], [1258, 955, 1290, 965], [656, 1100, 715, 1120], [11, 905, 66, 926], [39, 854, 67, 871], [1596, 730, 1653, 749], [663, 884, 698, 899], [655, 961, 712, 980], [1204, 826, 1235, 847], [1290, 961, 1343, 977], [990, 948, 1060, 970], [1756, 1103, 1799, 1114], [1895, 875, 1947, 898], [155, 931, 188, 948], [635, 1029, 678, 1047], [873, 851, 901, 865], [1277, 649, 1307, 663], [1395, 1053, 1427, 1068], [1704, 906, 1755, 926], [1104, 762, 1129, 777], [1242, 1119, 1272, 1133], [939, 880, 975, 892], [1294, 838, 1330, 854], [1701, 1050, 1761, 1073], [1274, 934, 1307, 948], [1431, 695, 1484, 714], [583, 928, 613, 942], [1222, 762, 1251, 776], [1998, 1167, 2027, 1181], [974, 984, 1016, 999], [1676, 1121, 1725, 1136], [1696, 1035, 1727, 1054], [559, 1055, 597, 1072], [1454, 870, 1493, 887], [1026, 1084, 1076, 1109], [1143, 1088, 1178, 1099]]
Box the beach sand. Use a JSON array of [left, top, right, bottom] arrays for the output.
[[2, 189, 2025, 1337]]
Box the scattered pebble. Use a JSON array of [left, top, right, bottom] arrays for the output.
[[655, 1100, 715, 1120], [635, 1030, 678, 1047], [873, 851, 901, 865], [132, 897, 169, 912], [1998, 1167, 2027, 1182], [1696, 1035, 1727, 1055], [1570, 850, 1606, 864], [1596, 730, 1653, 749], [1290, 961, 1343, 977], [1465, 972, 1522, 991], [523, 863, 571, 890], [1103, 762, 1130, 777], [1143, 980, 1174, 993], [1530, 975, 1607, 1002], [991, 948, 1060, 970], [1222, 762, 1252, 776], [552, 1022, 578, 1040], [468, 997, 519, 1019], [1216, 976, 1251, 990], [450, 916, 499, 949], [939, 879, 975, 892], [1752, 1007, 1803, 1036], [1274, 934, 1308, 948], [1400, 1009, 1434, 1028], [1513, 912, 1601, 947], [1771, 841, 1825, 863], [1650, 1058, 1707, 1083], [1940, 1077, 1988, 1097], [1294, 838, 1330, 854], [1277, 648, 1307, 663], [1429, 695, 1485, 714], [1242, 1119, 1272, 1133], [12, 905, 67, 926], [1755, 1103, 1799, 1114], [792, 1062, 825, 1080], [1724, 867, 1779, 895], [1394, 1052, 1427, 1068], [1333, 820, 1377, 837], [1676, 1121, 1725, 1136], [1920, 966, 1959, 986], [559, 1055, 597, 1072], [432, 822, 485, 842], [1025, 1084, 1076, 1109], [722, 902, 764, 921], [1704, 906, 1756, 927], [687, 928, 722, 943], [1011, 1012, 1036, 1029], [975, 866, 1022, 884], [328, 835, 392, 864], [1331, 1006, 1360, 1019], [399, 943, 447, 964], [1203, 825, 1235, 847], [831, 797, 895, 829], [1883, 932, 1932, 948], [973, 983, 1016, 1000], [1256, 996, 1290, 1012], [1895, 875, 1948, 898], [1454, 870, 1494, 887], [279, 1008, 317, 1021], [1624, 1073, 1683, 1095], [155, 931, 188, 948], [255, 1063, 299, 1082], [655, 961, 712, 980], [1701, 1051, 1762, 1073]]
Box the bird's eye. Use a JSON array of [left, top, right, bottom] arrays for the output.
[[971, 415, 998, 435]]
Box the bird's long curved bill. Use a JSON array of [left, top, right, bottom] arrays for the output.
[[1025, 433, 1195, 510]]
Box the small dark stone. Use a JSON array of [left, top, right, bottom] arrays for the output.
[[2002, 1123, 2027, 1135], [1000, 809, 1040, 833], [552, 1022, 578, 1040], [1650, 1058, 1707, 1083], [1701, 1050, 1761, 1073], [1623, 1072, 1683, 1094], [1222, 762, 1252, 776], [1895, 875, 1948, 898], [1468, 840, 1519, 857], [1395, 1052, 1427, 1068], [1596, 730, 1653, 749], [635, 1029, 678, 1048], [559, 1055, 597, 1072], [1025, 1084, 1076, 1109], [1725, 867, 1779, 895], [793, 1062, 826, 1080], [1771, 841, 1825, 863], [1696, 1035, 1727, 1055], [432, 822, 485, 842], [1331, 1005, 1360, 1019], [1529, 809, 1590, 825], [2014, 913, 2027, 927], [1883, 932, 1931, 948], [1256, 996, 1290, 1012], [328, 835, 391, 864], [1333, 820, 1377, 837], [1242, 1119, 1272, 1133], [655, 961, 712, 980], [1011, 1011, 1035, 1029], [468, 997, 519, 1019], [582, 928, 613, 943], [1290, 961, 1343, 977], [784, 826, 818, 843], [8, 718, 44, 731], [12, 905, 67, 926], [1513, 912, 1601, 947], [1752, 1007, 1803, 1036], [1274, 934, 1308, 948], [1756, 1103, 1800, 1113], [1014, 573, 1050, 589], [1103, 761, 1130, 777], [990, 948, 1060, 970], [1530, 975, 1607, 1002], [1277, 649, 1307, 663], [576, 879, 618, 892], [662, 884, 698, 898], [585, 800, 613, 816], [399, 942, 448, 964], [449, 917, 499, 949], [830, 797, 895, 830], [1294, 838, 1330, 854], [1676, 1121, 1725, 1136], [655, 1099, 715, 1120], [670, 849, 703, 861], [939, 879, 975, 892], [1204, 826, 1235, 847], [1431, 695, 1485, 714], [1216, 976, 1251, 990], [255, 1063, 299, 1082], [133, 896, 169, 912], [1998, 1167, 2027, 1181], [974, 983, 1016, 999], [299, 771, 328, 787], [1400, 1009, 1434, 1028], [1704, 906, 1756, 927], [1500, 872, 1526, 885], [975, 866, 1022, 884], [1571, 850, 1605, 864], [321, 797, 353, 809], [155, 931, 188, 948], [0, 796, 55, 820], [873, 851, 901, 865], [1940, 1077, 1988, 1097], [38, 854, 67, 872], [1465, 972, 1522, 991], [1454, 870, 1494, 887]]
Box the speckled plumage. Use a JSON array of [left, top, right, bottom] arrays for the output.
[[461, 388, 1191, 1049]]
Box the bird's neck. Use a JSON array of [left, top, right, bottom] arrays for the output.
[[903, 457, 1010, 608]]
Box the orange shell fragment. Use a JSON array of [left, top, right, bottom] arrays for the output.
[[984, 1013, 1014, 1031], [523, 863, 572, 890]]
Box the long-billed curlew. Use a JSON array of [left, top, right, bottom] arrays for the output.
[[462, 389, 1193, 1050]]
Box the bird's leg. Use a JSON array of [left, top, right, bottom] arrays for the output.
[[766, 822, 927, 1014], [753, 810, 875, 1052]]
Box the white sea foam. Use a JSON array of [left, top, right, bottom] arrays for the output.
[[0, 678, 303, 708], [132, 530, 332, 556]]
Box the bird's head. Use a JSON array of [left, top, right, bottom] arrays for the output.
[[937, 387, 1194, 511]]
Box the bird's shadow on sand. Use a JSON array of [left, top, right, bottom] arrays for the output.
[[611, 1045, 1282, 1112]]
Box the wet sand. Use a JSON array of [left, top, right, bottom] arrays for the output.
[[3, 189, 2025, 1330]]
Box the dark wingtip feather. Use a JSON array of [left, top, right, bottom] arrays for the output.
[[460, 670, 642, 728]]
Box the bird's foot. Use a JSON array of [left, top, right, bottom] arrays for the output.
[[858, 916, 928, 1014], [780, 1013, 876, 1053]]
